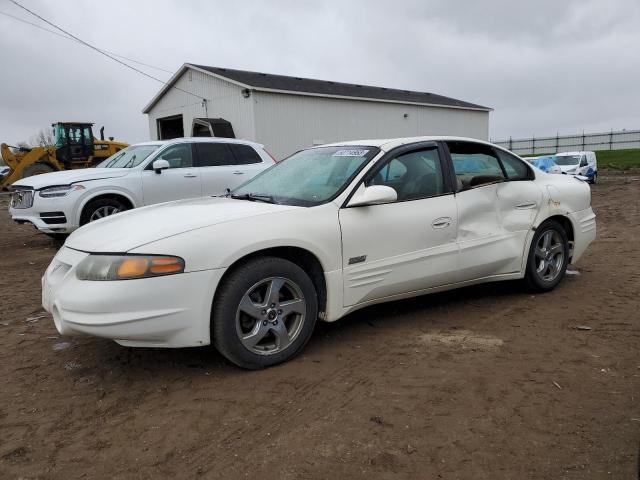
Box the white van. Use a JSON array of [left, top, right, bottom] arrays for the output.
[[553, 151, 598, 184]]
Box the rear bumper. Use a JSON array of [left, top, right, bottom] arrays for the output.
[[568, 207, 596, 263]]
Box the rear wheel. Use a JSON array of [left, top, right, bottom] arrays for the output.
[[212, 256, 318, 369], [524, 220, 569, 292], [80, 197, 129, 225], [21, 162, 55, 179]]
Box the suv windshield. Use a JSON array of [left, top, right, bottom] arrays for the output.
[[232, 146, 379, 206], [96, 144, 160, 168], [554, 155, 581, 166]]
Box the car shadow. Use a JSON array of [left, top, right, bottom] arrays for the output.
[[73, 279, 526, 378]]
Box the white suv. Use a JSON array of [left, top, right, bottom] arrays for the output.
[[8, 137, 274, 236]]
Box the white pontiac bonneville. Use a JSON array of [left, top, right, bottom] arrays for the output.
[[9, 137, 274, 236], [43, 137, 596, 369]]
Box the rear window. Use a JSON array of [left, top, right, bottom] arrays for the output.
[[230, 144, 262, 165], [196, 143, 236, 167]]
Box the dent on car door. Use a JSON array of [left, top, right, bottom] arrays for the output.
[[141, 143, 201, 205], [339, 145, 459, 307], [447, 142, 541, 280]]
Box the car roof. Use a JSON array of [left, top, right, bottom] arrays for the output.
[[322, 136, 504, 152], [556, 151, 593, 156], [130, 137, 263, 148]]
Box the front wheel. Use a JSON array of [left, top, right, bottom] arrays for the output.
[[212, 257, 318, 369], [80, 197, 128, 225], [524, 220, 569, 292], [590, 171, 597, 184]]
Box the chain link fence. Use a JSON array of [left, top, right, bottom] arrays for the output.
[[492, 129, 640, 155]]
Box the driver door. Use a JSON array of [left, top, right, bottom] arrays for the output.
[[141, 143, 202, 205], [339, 144, 459, 307]]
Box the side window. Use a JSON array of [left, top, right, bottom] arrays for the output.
[[447, 141, 505, 191], [230, 144, 262, 165], [155, 144, 193, 169], [495, 149, 531, 181], [366, 147, 445, 201], [579, 155, 588, 167], [196, 143, 236, 167]]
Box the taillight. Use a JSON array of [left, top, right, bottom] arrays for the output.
[[263, 148, 278, 163]]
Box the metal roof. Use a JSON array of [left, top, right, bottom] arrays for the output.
[[143, 64, 491, 113]]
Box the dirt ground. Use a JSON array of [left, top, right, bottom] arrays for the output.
[[1, 175, 639, 480]]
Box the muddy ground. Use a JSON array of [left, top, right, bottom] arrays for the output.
[[0, 175, 639, 479]]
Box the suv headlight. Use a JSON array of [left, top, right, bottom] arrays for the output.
[[39, 185, 85, 198], [76, 254, 185, 281]]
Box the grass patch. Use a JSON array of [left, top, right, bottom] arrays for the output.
[[522, 149, 640, 170]]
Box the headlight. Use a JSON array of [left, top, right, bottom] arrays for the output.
[[76, 254, 185, 281], [39, 185, 85, 198]]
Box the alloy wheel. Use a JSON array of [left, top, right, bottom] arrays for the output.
[[89, 205, 120, 221], [534, 229, 565, 282], [235, 277, 306, 355]]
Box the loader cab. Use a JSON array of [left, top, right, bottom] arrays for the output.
[[53, 122, 95, 168]]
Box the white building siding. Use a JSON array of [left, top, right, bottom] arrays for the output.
[[253, 91, 489, 158], [146, 69, 255, 141]]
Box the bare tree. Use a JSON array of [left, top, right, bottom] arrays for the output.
[[31, 128, 54, 147]]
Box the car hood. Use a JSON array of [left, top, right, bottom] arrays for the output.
[[66, 197, 299, 252], [552, 164, 579, 173], [11, 168, 132, 190]]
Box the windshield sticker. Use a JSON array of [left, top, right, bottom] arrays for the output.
[[332, 149, 369, 157]]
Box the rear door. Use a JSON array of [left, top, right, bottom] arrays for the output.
[[195, 143, 269, 196], [141, 143, 201, 205], [445, 141, 541, 280]]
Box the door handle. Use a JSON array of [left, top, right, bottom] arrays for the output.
[[515, 202, 537, 209], [183, 173, 197, 178], [431, 217, 452, 229], [233, 171, 245, 175]]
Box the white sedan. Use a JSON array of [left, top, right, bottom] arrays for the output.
[[9, 138, 274, 235], [42, 137, 596, 369]]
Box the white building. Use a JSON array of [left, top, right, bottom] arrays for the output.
[[143, 64, 491, 159]]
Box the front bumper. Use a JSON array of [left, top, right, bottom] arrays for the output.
[[42, 247, 226, 348], [9, 193, 78, 233]]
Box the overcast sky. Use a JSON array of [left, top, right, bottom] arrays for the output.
[[1, 0, 639, 146]]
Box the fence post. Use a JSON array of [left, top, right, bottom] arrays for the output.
[[532, 135, 535, 155], [609, 129, 613, 150], [509, 136, 512, 151], [582, 130, 585, 151], [556, 132, 559, 153]]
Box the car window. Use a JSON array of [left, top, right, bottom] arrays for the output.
[[232, 146, 378, 206], [447, 141, 505, 191], [230, 144, 262, 165], [155, 144, 193, 169], [367, 147, 445, 201], [495, 149, 531, 181], [196, 143, 236, 167]]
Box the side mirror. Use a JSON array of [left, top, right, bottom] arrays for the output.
[[347, 184, 397, 207], [152, 159, 170, 174]]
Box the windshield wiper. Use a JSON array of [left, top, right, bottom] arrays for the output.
[[230, 193, 277, 204]]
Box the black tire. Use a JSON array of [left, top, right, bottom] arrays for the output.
[[21, 162, 55, 178], [590, 171, 597, 184], [212, 256, 318, 369], [524, 220, 569, 292], [80, 197, 129, 225], [45, 233, 68, 242]]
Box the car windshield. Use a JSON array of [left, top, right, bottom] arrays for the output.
[[232, 146, 379, 206], [95, 144, 160, 168], [554, 155, 581, 166]]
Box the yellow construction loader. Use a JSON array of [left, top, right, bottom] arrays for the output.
[[1, 122, 128, 188]]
